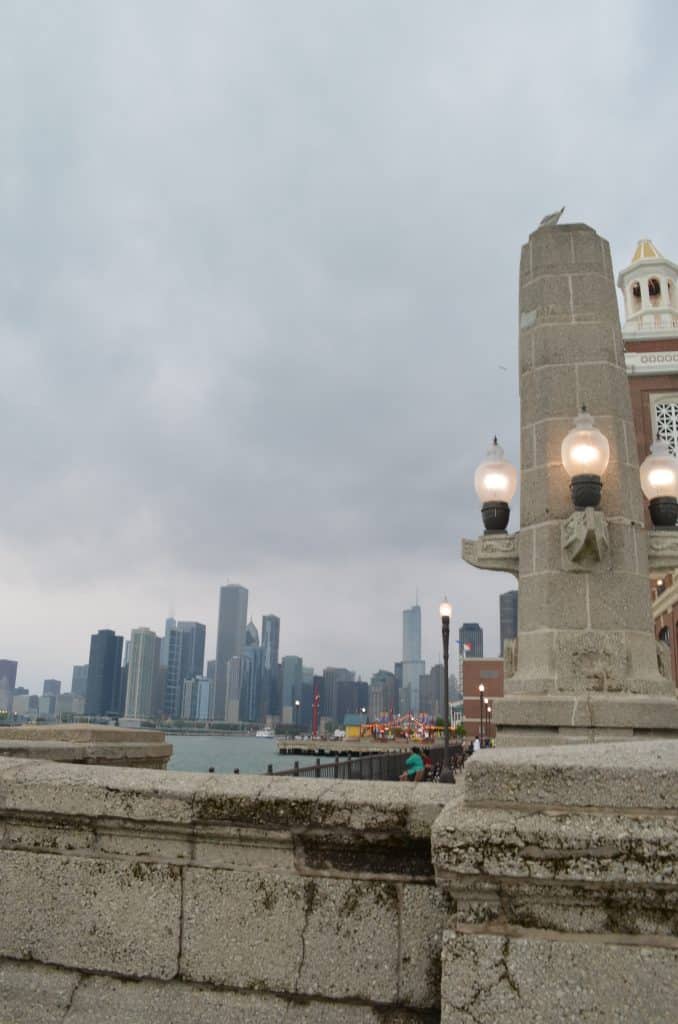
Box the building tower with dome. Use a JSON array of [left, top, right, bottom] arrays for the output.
[[619, 238, 678, 683]]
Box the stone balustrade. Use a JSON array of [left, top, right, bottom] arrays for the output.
[[0, 741, 676, 1022], [0, 756, 454, 1023]]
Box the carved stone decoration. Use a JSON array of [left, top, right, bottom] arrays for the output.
[[646, 528, 678, 573], [503, 638, 517, 679], [461, 534, 519, 576], [561, 508, 609, 568], [656, 640, 672, 680]]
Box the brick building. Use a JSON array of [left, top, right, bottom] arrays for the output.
[[618, 239, 678, 684], [462, 657, 503, 741]]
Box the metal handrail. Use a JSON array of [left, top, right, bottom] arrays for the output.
[[266, 744, 465, 781]]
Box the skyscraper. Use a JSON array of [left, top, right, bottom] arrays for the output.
[[403, 606, 421, 662], [214, 585, 248, 720], [164, 621, 207, 718], [0, 660, 18, 715], [71, 665, 89, 698], [459, 622, 483, 658], [402, 604, 425, 713], [260, 614, 280, 718], [85, 630, 124, 717], [224, 656, 243, 723], [321, 667, 355, 722], [499, 591, 518, 657], [238, 621, 263, 722], [369, 670, 397, 720], [281, 656, 303, 723], [181, 676, 213, 720], [124, 628, 160, 720], [42, 679, 61, 698]]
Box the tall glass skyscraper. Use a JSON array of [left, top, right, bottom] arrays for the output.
[[214, 585, 248, 720], [124, 628, 160, 720], [85, 630, 124, 717], [260, 614, 280, 718], [281, 655, 303, 723], [402, 604, 425, 714], [164, 621, 206, 718]]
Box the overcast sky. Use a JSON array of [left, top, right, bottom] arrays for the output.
[[1, 1, 676, 691]]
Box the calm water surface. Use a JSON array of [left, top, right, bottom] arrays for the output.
[[167, 734, 336, 775]]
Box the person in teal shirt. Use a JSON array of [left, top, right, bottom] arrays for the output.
[[400, 747, 424, 781]]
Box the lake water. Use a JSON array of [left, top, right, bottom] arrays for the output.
[[167, 734, 336, 775]]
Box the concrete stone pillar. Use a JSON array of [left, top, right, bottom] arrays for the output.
[[495, 222, 678, 744]]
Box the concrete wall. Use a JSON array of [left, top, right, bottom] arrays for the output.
[[0, 757, 455, 1023], [2, 743, 676, 1023]]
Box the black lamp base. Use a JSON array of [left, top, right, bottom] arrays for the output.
[[481, 501, 510, 533], [570, 474, 602, 509], [649, 496, 678, 528]]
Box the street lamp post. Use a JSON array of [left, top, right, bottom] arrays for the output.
[[293, 698, 301, 731], [478, 683, 485, 744], [487, 703, 492, 743], [439, 598, 454, 783]]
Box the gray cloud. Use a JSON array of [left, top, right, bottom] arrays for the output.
[[1, 1, 674, 687]]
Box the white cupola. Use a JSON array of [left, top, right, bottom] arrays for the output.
[[617, 239, 678, 337]]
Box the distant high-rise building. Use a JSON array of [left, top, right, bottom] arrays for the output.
[[422, 664, 458, 719], [459, 623, 483, 658], [124, 628, 160, 720], [38, 695, 56, 719], [0, 660, 18, 714], [499, 591, 518, 656], [206, 659, 216, 682], [164, 621, 206, 718], [224, 656, 243, 723], [260, 614, 280, 718], [281, 656, 303, 723], [85, 630, 124, 717], [159, 617, 177, 668], [71, 665, 89, 698], [214, 585, 248, 720], [239, 643, 264, 722], [403, 606, 422, 662], [42, 679, 61, 698], [402, 604, 425, 713], [369, 670, 397, 720], [181, 676, 213, 721], [321, 667, 355, 722]]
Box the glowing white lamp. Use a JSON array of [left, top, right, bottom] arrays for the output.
[[474, 437, 518, 532], [561, 407, 610, 508], [640, 436, 678, 526]]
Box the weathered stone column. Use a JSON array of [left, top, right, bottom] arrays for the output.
[[494, 222, 678, 743]]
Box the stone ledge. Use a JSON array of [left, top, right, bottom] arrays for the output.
[[0, 725, 172, 769], [462, 740, 678, 810], [0, 757, 452, 836]]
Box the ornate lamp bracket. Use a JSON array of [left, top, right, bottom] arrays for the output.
[[561, 508, 610, 570], [647, 528, 678, 573], [461, 533, 519, 577]]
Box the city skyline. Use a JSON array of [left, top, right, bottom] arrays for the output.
[[2, 585, 501, 698], [1, 6, 666, 705]]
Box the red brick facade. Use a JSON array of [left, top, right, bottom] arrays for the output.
[[462, 658, 503, 740]]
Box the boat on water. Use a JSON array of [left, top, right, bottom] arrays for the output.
[[255, 727, 275, 739]]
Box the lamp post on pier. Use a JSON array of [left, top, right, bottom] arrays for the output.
[[478, 683, 485, 745], [439, 598, 454, 783]]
